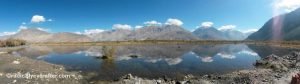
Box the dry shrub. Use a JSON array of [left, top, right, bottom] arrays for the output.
[[0, 39, 26, 47]]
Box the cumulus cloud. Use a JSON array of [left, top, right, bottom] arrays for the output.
[[165, 18, 183, 26], [1, 25, 27, 36], [75, 29, 106, 35], [84, 29, 105, 35], [217, 53, 236, 59], [74, 32, 82, 35], [241, 29, 258, 33], [0, 23, 50, 36], [218, 25, 236, 31], [144, 20, 162, 26], [165, 58, 182, 65], [201, 22, 214, 28], [144, 58, 182, 65], [18, 25, 49, 32], [201, 57, 213, 62], [273, 0, 300, 12], [0, 32, 17, 36], [31, 15, 46, 23], [238, 50, 259, 56], [134, 25, 143, 29], [18, 25, 28, 31], [144, 59, 163, 63], [112, 24, 132, 30], [37, 27, 50, 32]]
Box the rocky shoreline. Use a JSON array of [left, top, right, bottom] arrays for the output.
[[105, 51, 300, 84]]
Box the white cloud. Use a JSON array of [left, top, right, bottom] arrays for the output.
[[84, 29, 105, 35], [165, 18, 183, 26], [144, 20, 162, 26], [74, 32, 82, 34], [218, 25, 236, 31], [201, 22, 214, 28], [134, 25, 143, 29], [201, 57, 213, 62], [143, 58, 183, 65], [18, 25, 28, 31], [238, 50, 259, 56], [0, 25, 27, 36], [273, 0, 300, 12], [165, 58, 182, 65], [241, 29, 258, 33], [0, 32, 17, 36], [37, 27, 50, 32], [22, 22, 26, 25], [112, 24, 132, 30], [145, 59, 161, 63], [217, 53, 236, 59], [75, 29, 106, 35], [0, 25, 50, 36], [31, 15, 46, 23]]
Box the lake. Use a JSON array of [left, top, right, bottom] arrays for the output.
[[10, 44, 298, 81]]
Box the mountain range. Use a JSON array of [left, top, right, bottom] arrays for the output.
[[247, 8, 300, 41], [0, 25, 254, 42], [192, 27, 250, 40], [4, 28, 92, 42]]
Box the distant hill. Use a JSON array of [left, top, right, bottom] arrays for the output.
[[10, 28, 52, 42], [8, 28, 92, 42], [193, 26, 253, 40], [47, 32, 92, 42], [220, 29, 247, 40], [193, 27, 226, 40], [88, 29, 132, 41], [247, 8, 300, 41]]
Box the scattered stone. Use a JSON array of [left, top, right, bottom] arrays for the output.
[[12, 80, 17, 83], [175, 81, 181, 84], [207, 75, 212, 79], [101, 56, 109, 59], [12, 60, 20, 64], [0, 52, 8, 54], [262, 79, 268, 82], [156, 80, 162, 84], [274, 74, 282, 78], [163, 76, 171, 81], [217, 76, 222, 79], [129, 55, 139, 58], [123, 74, 134, 79]]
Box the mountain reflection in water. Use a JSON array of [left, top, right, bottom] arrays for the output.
[[12, 44, 293, 81]]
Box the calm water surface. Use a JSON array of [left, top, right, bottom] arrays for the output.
[[11, 44, 298, 81]]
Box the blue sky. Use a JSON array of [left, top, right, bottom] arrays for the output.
[[0, 0, 298, 35]]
